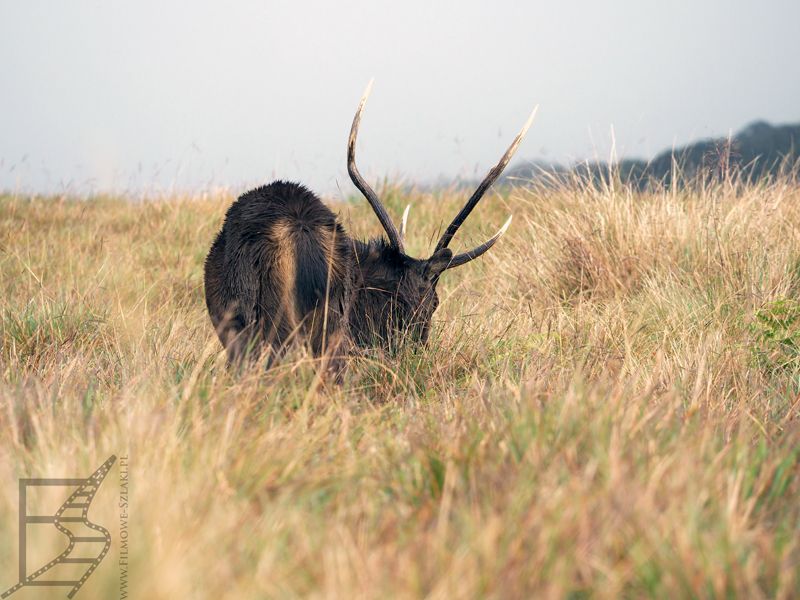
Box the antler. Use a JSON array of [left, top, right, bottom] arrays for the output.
[[399, 204, 410, 245], [434, 107, 537, 265], [446, 215, 512, 269], [348, 80, 404, 251]]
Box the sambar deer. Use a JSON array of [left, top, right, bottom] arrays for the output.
[[204, 83, 534, 373]]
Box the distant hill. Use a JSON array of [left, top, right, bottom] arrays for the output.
[[505, 120, 800, 188]]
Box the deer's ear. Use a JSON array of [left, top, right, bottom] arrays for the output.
[[424, 248, 453, 280]]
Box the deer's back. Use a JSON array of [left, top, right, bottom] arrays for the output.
[[204, 181, 352, 350]]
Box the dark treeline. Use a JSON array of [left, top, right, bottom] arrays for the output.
[[505, 120, 800, 188]]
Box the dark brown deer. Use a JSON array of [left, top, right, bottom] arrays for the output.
[[204, 83, 534, 373]]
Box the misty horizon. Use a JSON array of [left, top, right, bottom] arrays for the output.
[[2, 0, 799, 198]]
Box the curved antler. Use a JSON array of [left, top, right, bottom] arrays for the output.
[[445, 215, 512, 269], [434, 107, 537, 255], [348, 80, 404, 251]]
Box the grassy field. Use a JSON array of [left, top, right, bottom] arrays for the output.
[[1, 176, 799, 599]]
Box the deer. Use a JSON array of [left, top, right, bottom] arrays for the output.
[[203, 82, 534, 375]]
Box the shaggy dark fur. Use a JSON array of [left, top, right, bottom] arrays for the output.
[[204, 181, 452, 370]]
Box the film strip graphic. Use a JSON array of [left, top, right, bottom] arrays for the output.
[[2, 455, 116, 599]]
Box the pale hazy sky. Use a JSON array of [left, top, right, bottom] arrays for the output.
[[1, 0, 798, 197]]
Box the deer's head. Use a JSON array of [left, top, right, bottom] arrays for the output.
[[347, 82, 535, 345]]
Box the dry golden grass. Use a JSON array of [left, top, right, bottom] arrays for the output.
[[1, 176, 799, 599]]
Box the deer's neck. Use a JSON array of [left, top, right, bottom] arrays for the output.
[[348, 238, 406, 346]]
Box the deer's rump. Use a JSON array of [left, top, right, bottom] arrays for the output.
[[204, 181, 352, 361]]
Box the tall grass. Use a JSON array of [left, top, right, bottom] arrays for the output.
[[0, 176, 799, 598]]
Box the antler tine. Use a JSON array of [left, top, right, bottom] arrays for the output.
[[434, 106, 537, 253], [445, 215, 512, 269], [347, 80, 404, 251], [399, 204, 410, 244]]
